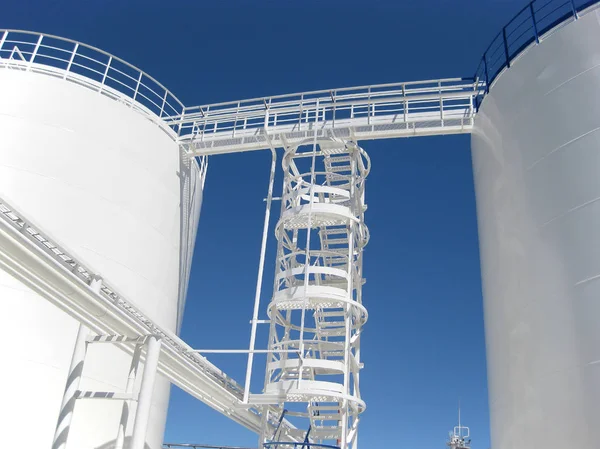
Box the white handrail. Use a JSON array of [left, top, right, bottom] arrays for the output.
[[0, 29, 185, 133], [172, 78, 480, 155]]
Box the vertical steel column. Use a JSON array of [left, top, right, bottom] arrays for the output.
[[115, 343, 143, 449], [258, 406, 270, 449], [298, 99, 320, 382], [51, 276, 102, 449], [340, 144, 357, 449], [244, 147, 277, 403], [0, 31, 8, 52], [130, 335, 161, 449]]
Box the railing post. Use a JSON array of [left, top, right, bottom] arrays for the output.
[[28, 34, 43, 70], [483, 53, 490, 94], [438, 80, 444, 126], [530, 3, 540, 44], [64, 42, 78, 79], [0, 31, 8, 55], [100, 56, 112, 93], [367, 86, 371, 125], [502, 27, 511, 68], [571, 0, 579, 19], [159, 90, 169, 118], [132, 71, 143, 102]]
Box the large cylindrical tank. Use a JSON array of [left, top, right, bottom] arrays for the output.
[[472, 7, 600, 449], [0, 39, 202, 448]]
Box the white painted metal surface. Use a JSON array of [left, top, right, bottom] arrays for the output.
[[0, 1, 599, 447], [471, 6, 600, 449], [0, 66, 195, 449], [0, 194, 298, 443], [248, 137, 369, 449], [171, 79, 478, 156], [0, 30, 183, 134]]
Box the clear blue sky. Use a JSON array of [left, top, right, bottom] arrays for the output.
[[3, 1, 529, 448]]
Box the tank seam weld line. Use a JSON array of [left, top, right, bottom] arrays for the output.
[[574, 273, 600, 286], [527, 125, 600, 171], [544, 61, 600, 97], [540, 193, 600, 227]]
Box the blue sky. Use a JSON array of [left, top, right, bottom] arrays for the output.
[[3, 1, 531, 448]]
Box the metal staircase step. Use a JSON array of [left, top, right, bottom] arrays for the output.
[[317, 310, 346, 318], [317, 320, 345, 328], [323, 238, 348, 246], [320, 228, 348, 236], [327, 164, 352, 173], [327, 155, 351, 162]]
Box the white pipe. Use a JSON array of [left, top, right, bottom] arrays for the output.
[[243, 147, 277, 403], [130, 336, 161, 449], [298, 99, 320, 374]]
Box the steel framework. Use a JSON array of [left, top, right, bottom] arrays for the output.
[[170, 78, 478, 156], [248, 137, 369, 449], [0, 197, 297, 444], [0, 0, 599, 447]]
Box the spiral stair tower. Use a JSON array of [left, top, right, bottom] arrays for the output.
[[259, 137, 369, 449]]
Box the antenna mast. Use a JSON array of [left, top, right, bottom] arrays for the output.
[[447, 402, 470, 449]]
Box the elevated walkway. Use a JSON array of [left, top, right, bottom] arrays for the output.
[[169, 78, 479, 156]]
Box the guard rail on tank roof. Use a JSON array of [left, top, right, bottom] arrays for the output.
[[0, 29, 184, 134], [474, 0, 600, 109]]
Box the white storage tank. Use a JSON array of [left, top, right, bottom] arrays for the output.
[[472, 5, 600, 448], [0, 32, 203, 449]]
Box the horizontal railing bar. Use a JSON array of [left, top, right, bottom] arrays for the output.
[[0, 29, 184, 109], [181, 78, 472, 113], [172, 91, 475, 125], [474, 0, 599, 110]]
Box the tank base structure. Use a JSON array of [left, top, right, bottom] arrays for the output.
[[472, 6, 600, 449]]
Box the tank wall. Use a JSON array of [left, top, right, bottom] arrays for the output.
[[0, 69, 189, 448], [472, 9, 600, 449]]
